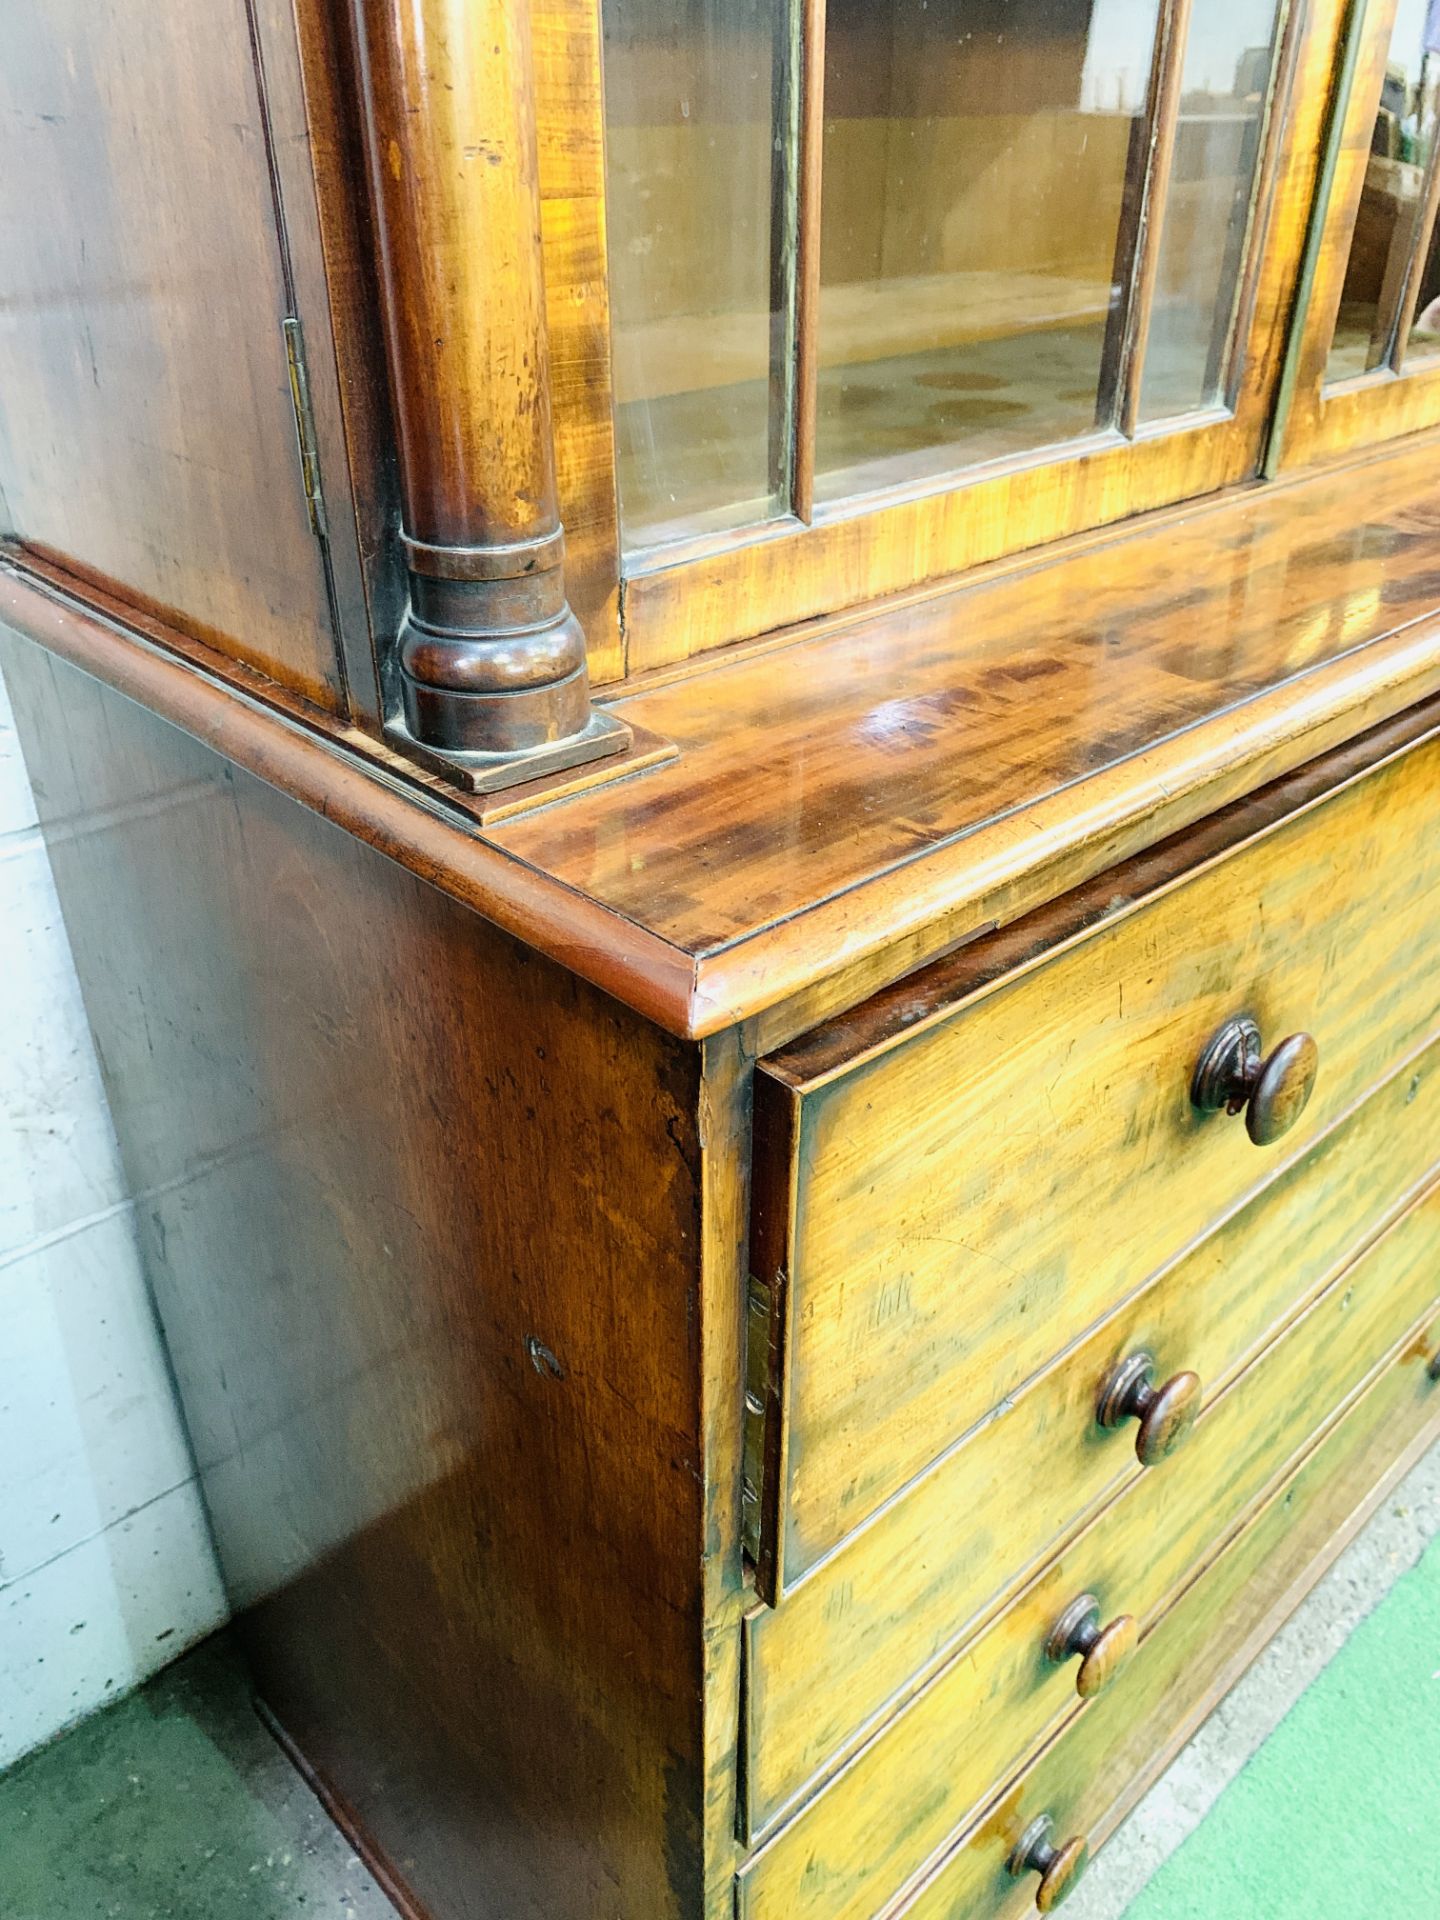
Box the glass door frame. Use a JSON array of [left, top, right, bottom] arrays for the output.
[[536, 0, 1338, 681], [1276, 0, 1440, 472]]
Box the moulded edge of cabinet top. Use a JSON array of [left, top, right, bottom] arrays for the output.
[[6, 430, 1440, 1045]]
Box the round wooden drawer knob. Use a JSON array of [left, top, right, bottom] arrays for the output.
[[1191, 1015, 1319, 1146], [1007, 1814, 1088, 1912], [1045, 1592, 1138, 1698], [1097, 1351, 1202, 1466]]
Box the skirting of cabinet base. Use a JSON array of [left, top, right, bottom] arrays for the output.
[[255, 1703, 433, 1920]]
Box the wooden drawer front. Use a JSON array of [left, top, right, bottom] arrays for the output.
[[894, 1316, 1440, 1920], [735, 1180, 1440, 1920], [751, 731, 1440, 1595], [742, 1032, 1440, 1840]]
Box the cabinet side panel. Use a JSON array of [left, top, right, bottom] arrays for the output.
[[2, 637, 706, 1920], [0, 2, 346, 709]]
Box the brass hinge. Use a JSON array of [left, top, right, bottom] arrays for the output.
[[741, 1271, 787, 1597], [283, 316, 328, 541]]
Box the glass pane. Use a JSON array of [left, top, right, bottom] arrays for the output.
[[601, 0, 790, 549], [813, 0, 1162, 505], [1409, 213, 1440, 352], [1138, 3, 1284, 422], [1326, 0, 1440, 383]]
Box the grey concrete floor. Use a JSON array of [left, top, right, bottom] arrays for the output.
[[4, 1436, 1439, 1919], [0, 1637, 395, 1919]]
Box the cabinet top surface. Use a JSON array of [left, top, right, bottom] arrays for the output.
[[7, 435, 1440, 1041], [487, 435, 1440, 1029]]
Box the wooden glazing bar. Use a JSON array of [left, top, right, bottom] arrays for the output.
[[1264, 0, 1369, 471], [1117, 0, 1195, 438], [615, 0, 1346, 670], [1279, 0, 1401, 410], [789, 0, 827, 521], [766, 1, 801, 515], [1095, 6, 1175, 428], [1203, 0, 1303, 412], [1389, 136, 1440, 371]]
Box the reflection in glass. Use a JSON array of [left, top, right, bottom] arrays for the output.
[[601, 0, 789, 549], [812, 0, 1163, 502], [1139, 5, 1283, 421], [1407, 204, 1440, 354], [1326, 0, 1440, 383]]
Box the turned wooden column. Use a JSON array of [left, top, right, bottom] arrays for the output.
[[351, 0, 626, 784]]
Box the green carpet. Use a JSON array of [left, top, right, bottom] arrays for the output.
[[1123, 1530, 1440, 1920]]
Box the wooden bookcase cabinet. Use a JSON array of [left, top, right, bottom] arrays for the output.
[[6, 4, 1440, 1920]]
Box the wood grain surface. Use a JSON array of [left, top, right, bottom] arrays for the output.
[[736, 1180, 1440, 1920], [8, 422, 1440, 1040], [0, 0, 345, 707], [2, 637, 709, 1920], [350, 0, 559, 555], [6, 14, 1440, 1920], [533, 0, 624, 681], [893, 1316, 1440, 1920], [742, 1025, 1440, 1837], [751, 725, 1440, 1588], [496, 432, 1440, 1031]]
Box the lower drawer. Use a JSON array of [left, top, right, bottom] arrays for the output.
[[735, 1180, 1440, 1920], [894, 1307, 1440, 1920]]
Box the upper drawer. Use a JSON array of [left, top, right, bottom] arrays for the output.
[[749, 728, 1440, 1596]]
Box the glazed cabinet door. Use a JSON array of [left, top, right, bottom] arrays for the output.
[[558, 0, 1339, 671]]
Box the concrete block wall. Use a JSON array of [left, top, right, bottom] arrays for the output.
[[0, 668, 227, 1772]]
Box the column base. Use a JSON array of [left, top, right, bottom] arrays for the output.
[[384, 702, 632, 796]]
